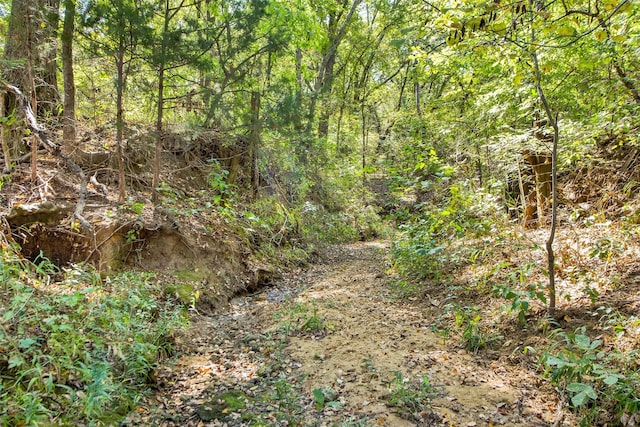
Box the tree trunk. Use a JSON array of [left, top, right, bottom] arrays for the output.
[[3, 0, 60, 159], [530, 0, 558, 315], [37, 0, 61, 114], [307, 0, 362, 140], [414, 81, 421, 116], [361, 103, 367, 200], [61, 0, 76, 154], [24, 0, 38, 182], [317, 49, 337, 139], [250, 91, 261, 199], [0, 92, 9, 173], [115, 47, 126, 204], [4, 0, 60, 114], [152, 0, 170, 204]]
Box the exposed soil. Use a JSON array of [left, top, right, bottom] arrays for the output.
[[1, 154, 274, 312], [126, 241, 574, 426]]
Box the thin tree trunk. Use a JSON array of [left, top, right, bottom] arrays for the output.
[[152, 0, 170, 204], [61, 0, 76, 154], [116, 47, 126, 204], [250, 91, 261, 199], [336, 103, 344, 154], [397, 64, 409, 111], [25, 0, 38, 181], [153, 66, 165, 204], [530, 0, 558, 315], [361, 103, 367, 202], [307, 0, 362, 139], [0, 92, 9, 173], [294, 48, 303, 133], [414, 81, 421, 116]]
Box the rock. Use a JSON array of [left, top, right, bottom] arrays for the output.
[[6, 201, 67, 226]]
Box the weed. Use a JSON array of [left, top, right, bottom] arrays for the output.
[[272, 378, 303, 424], [386, 372, 438, 422], [491, 261, 546, 325], [274, 300, 328, 335], [0, 247, 188, 426], [447, 304, 501, 353], [363, 357, 379, 380], [541, 326, 640, 425], [208, 159, 234, 206], [588, 236, 622, 262], [312, 386, 340, 409]]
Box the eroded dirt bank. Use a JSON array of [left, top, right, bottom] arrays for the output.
[[126, 242, 569, 426]]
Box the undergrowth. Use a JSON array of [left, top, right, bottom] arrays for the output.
[[0, 241, 188, 426], [389, 169, 640, 424], [391, 182, 497, 282], [541, 326, 640, 426]]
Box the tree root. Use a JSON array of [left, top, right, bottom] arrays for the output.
[[2, 83, 91, 229]]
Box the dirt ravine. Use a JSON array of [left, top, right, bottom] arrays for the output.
[[129, 241, 566, 426]]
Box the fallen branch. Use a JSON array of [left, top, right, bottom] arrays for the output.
[[1, 150, 48, 167], [2, 83, 90, 229]]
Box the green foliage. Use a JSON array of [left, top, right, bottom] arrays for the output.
[[541, 326, 640, 425], [386, 372, 439, 422], [312, 386, 340, 409], [300, 201, 385, 244], [447, 304, 501, 353], [391, 183, 497, 283], [243, 196, 301, 248], [0, 247, 187, 426], [271, 378, 303, 422], [273, 300, 329, 336], [589, 237, 623, 262], [490, 261, 547, 325]]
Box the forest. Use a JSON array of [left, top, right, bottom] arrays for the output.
[[0, 0, 639, 425]]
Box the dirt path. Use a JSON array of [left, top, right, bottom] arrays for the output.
[[126, 241, 564, 426]]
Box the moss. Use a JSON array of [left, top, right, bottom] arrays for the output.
[[174, 268, 206, 282]]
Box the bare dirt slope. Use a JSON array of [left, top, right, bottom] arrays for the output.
[[127, 241, 569, 426]]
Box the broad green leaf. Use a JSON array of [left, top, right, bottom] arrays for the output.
[[513, 73, 523, 86], [567, 382, 597, 406], [18, 337, 38, 349], [546, 356, 570, 367], [313, 388, 325, 408], [574, 334, 591, 349], [8, 355, 25, 369], [571, 390, 590, 406], [603, 375, 620, 385], [557, 24, 577, 37]]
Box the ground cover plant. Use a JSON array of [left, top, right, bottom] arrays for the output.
[[0, 235, 188, 426]]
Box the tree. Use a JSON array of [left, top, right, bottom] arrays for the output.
[[61, 0, 76, 154], [3, 0, 60, 114], [81, 0, 153, 202]]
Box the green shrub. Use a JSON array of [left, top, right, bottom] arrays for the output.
[[391, 184, 497, 282], [300, 202, 360, 244], [541, 326, 640, 425]]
